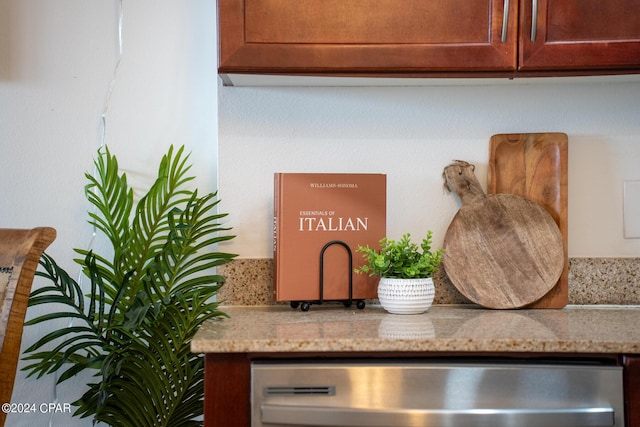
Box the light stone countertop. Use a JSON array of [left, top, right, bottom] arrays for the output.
[[191, 304, 640, 355]]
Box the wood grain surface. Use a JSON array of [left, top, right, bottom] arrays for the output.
[[443, 161, 564, 309], [488, 133, 568, 308]]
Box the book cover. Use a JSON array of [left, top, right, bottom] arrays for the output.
[[273, 173, 386, 302]]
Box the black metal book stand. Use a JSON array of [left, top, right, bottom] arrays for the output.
[[289, 240, 366, 312]]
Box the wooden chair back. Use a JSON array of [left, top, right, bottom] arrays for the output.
[[0, 227, 56, 426]]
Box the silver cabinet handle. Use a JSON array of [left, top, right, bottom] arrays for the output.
[[261, 404, 615, 427], [501, 0, 510, 43], [531, 0, 539, 41]]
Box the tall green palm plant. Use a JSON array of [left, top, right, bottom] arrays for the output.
[[22, 145, 237, 426]]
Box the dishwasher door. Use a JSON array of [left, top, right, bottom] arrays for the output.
[[251, 360, 624, 427]]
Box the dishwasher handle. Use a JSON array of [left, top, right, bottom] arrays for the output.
[[261, 404, 615, 427]]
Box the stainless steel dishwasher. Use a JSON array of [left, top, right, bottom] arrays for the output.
[[251, 359, 624, 427]]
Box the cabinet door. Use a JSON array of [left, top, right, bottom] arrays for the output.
[[218, 0, 517, 76], [519, 0, 640, 71]]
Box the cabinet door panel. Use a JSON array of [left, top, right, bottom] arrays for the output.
[[519, 0, 640, 70], [245, 1, 488, 44], [219, 0, 517, 75]]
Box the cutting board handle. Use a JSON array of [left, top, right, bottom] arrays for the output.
[[443, 160, 486, 205]]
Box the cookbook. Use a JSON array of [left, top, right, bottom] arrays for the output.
[[273, 173, 386, 303]]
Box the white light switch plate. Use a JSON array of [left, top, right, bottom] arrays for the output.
[[623, 181, 640, 239]]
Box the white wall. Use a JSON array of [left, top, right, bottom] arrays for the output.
[[2, 1, 640, 426], [219, 81, 640, 259], [1, 1, 218, 425]]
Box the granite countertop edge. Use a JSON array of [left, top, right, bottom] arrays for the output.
[[191, 304, 640, 355]]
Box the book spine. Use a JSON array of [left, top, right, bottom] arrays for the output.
[[273, 173, 280, 301]]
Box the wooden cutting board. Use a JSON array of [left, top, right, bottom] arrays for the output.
[[488, 133, 568, 308], [443, 161, 564, 309]]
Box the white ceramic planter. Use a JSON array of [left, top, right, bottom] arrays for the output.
[[377, 277, 435, 315]]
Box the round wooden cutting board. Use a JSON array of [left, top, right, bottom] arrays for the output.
[[442, 161, 564, 309]]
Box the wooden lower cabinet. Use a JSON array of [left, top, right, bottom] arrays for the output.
[[624, 355, 640, 427], [204, 353, 251, 426], [205, 352, 639, 426]]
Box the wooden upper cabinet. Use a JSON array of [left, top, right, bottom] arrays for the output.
[[217, 0, 640, 83], [218, 0, 518, 76], [519, 0, 640, 71]]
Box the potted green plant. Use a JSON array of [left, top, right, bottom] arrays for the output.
[[355, 232, 443, 314], [22, 145, 237, 426]]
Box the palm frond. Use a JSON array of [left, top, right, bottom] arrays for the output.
[[117, 146, 195, 298], [77, 291, 218, 426], [23, 253, 109, 380], [84, 145, 133, 261], [143, 191, 236, 301]]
